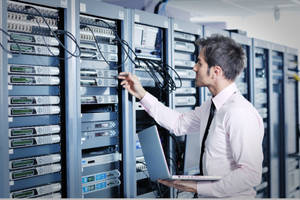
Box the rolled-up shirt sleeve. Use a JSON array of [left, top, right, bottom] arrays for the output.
[[196, 107, 264, 197], [140, 92, 202, 136]]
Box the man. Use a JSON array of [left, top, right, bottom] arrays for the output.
[[118, 35, 264, 198]]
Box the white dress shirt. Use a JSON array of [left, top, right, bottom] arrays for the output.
[[140, 83, 264, 198]]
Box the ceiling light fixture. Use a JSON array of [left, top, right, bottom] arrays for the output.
[[274, 6, 280, 21]]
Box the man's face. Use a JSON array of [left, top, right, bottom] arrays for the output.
[[193, 49, 213, 87]]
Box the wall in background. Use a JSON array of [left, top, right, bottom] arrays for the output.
[[194, 11, 300, 57]]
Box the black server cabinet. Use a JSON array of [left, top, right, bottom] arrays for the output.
[[283, 47, 300, 198], [252, 38, 271, 198]]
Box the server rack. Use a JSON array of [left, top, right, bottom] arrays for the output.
[[0, 0, 80, 198], [78, 0, 129, 197], [283, 47, 300, 198], [128, 9, 172, 198], [202, 26, 230, 100], [230, 32, 253, 102], [170, 18, 202, 199], [268, 43, 285, 198], [0, 0, 10, 197], [172, 19, 201, 114], [252, 38, 271, 197]]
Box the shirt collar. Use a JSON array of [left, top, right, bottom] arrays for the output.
[[211, 83, 238, 110]]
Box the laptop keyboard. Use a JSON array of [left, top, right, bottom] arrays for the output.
[[171, 175, 221, 180]]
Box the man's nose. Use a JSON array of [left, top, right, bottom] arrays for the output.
[[193, 65, 197, 72]]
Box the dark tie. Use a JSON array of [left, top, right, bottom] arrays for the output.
[[199, 100, 216, 175]]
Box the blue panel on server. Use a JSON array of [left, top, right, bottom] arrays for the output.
[[5, 0, 64, 197]]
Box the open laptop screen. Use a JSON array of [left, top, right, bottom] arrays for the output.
[[184, 134, 201, 175], [137, 125, 170, 181]]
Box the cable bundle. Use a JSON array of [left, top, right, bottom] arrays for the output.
[[135, 58, 182, 92], [0, 5, 81, 58], [80, 19, 182, 93], [23, 5, 81, 58]]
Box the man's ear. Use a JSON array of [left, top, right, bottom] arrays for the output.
[[213, 65, 223, 77]]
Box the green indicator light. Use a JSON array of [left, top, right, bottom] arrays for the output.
[[11, 108, 34, 115], [11, 66, 34, 73], [11, 34, 34, 42], [12, 159, 35, 169], [12, 169, 35, 179], [11, 97, 33, 104], [87, 176, 95, 182], [11, 138, 33, 147], [11, 77, 33, 83], [11, 128, 34, 136], [12, 189, 35, 198], [10, 44, 34, 52]]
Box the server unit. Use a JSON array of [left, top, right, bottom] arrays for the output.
[[130, 9, 172, 198], [283, 47, 300, 198], [5, 0, 64, 198], [79, 0, 127, 197], [172, 20, 200, 113]]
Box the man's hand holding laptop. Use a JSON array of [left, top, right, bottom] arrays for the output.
[[158, 179, 197, 193]]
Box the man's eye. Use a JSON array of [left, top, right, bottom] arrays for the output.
[[195, 58, 199, 64]]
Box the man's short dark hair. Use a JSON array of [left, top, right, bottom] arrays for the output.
[[195, 34, 245, 81]]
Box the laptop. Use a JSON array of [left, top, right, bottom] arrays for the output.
[[137, 125, 221, 182]]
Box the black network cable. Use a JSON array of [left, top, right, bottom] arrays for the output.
[[34, 18, 61, 58], [79, 24, 130, 69], [146, 59, 168, 90], [89, 18, 145, 69], [91, 19, 156, 69], [139, 58, 182, 92], [164, 132, 183, 174], [115, 40, 159, 84], [34, 17, 79, 59], [140, 58, 163, 87], [88, 18, 182, 92], [23, 5, 81, 58], [151, 59, 182, 89], [80, 24, 112, 66], [154, 0, 168, 14], [0, 27, 21, 55]]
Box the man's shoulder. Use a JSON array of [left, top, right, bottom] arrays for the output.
[[223, 93, 257, 115]]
